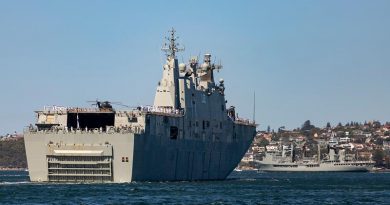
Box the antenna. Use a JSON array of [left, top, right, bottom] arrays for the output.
[[161, 28, 184, 59], [159, 43, 164, 67], [253, 91, 256, 123]]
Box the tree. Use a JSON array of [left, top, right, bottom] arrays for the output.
[[301, 120, 315, 131], [374, 138, 384, 146], [385, 155, 390, 169], [0, 138, 27, 168], [372, 149, 385, 166], [373, 121, 381, 128], [259, 137, 270, 147], [271, 133, 279, 141]]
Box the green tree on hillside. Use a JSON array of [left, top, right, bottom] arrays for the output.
[[301, 120, 315, 131], [0, 138, 27, 168], [372, 149, 385, 166], [259, 137, 270, 147]]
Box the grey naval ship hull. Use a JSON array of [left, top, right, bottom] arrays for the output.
[[25, 120, 254, 182], [24, 29, 256, 183]]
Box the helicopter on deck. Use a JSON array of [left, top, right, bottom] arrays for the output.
[[87, 100, 130, 111]]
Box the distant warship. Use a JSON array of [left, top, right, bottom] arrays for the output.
[[256, 143, 374, 172], [24, 29, 256, 182]]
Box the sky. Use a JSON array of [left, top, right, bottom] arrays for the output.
[[0, 0, 389, 135]]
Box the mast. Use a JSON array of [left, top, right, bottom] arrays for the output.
[[161, 28, 184, 60], [253, 91, 256, 123], [154, 28, 185, 109]]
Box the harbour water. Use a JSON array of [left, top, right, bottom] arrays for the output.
[[1, 170, 390, 204]]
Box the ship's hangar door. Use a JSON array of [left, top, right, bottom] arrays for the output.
[[67, 112, 115, 131]]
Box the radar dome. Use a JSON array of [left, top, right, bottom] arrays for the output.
[[179, 63, 186, 72], [219, 78, 224, 83]]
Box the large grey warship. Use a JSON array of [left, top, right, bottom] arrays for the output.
[[24, 29, 256, 182]]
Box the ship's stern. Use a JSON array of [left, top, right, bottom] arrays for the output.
[[24, 131, 137, 183]]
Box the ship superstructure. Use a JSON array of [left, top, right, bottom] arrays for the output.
[[24, 29, 256, 182]]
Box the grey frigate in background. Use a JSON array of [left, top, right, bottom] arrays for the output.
[[24, 29, 256, 182], [256, 143, 374, 172]]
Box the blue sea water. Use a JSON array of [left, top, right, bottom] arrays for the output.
[[1, 171, 390, 204]]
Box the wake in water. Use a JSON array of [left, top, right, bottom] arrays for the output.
[[0, 174, 28, 177], [0, 181, 30, 185]]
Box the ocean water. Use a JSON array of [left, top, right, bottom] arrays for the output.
[[1, 171, 390, 204]]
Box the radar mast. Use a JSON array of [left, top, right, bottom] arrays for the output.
[[161, 28, 184, 59]]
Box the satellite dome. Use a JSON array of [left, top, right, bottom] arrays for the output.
[[179, 63, 186, 72]]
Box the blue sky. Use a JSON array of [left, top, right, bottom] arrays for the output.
[[0, 0, 389, 134]]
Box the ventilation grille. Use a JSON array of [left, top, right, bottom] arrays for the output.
[[47, 156, 113, 182]]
